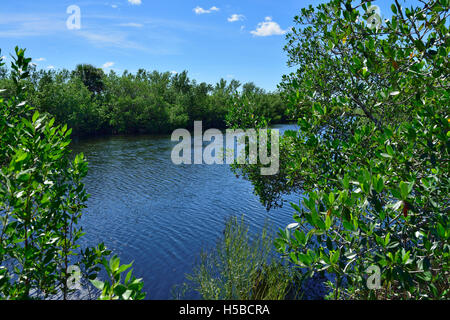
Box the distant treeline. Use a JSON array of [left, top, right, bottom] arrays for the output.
[[0, 64, 288, 137]]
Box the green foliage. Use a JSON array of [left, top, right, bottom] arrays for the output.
[[229, 0, 449, 299], [1, 62, 287, 137], [177, 216, 298, 300], [0, 47, 145, 300], [72, 64, 105, 95], [0, 47, 88, 299], [226, 83, 286, 129], [90, 255, 145, 300]]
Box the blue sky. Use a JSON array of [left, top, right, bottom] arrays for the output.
[[1, 0, 398, 91]]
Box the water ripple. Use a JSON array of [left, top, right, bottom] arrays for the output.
[[72, 124, 300, 299]]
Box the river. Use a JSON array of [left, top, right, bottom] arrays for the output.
[[71, 123, 300, 299]]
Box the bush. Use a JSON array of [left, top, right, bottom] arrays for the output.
[[0, 47, 145, 300], [228, 0, 449, 299], [176, 216, 299, 300]]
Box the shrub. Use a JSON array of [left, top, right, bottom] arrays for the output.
[[177, 216, 298, 300], [0, 47, 145, 300], [228, 0, 449, 299]]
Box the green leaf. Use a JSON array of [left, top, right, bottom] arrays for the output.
[[341, 175, 350, 189], [386, 144, 394, 156], [32, 111, 40, 123], [384, 233, 390, 246], [399, 181, 410, 200], [41, 192, 51, 205], [343, 220, 353, 231], [297, 253, 312, 266], [329, 192, 335, 205], [109, 255, 120, 272], [113, 284, 127, 297], [436, 223, 445, 238], [294, 230, 306, 245], [331, 250, 340, 264], [391, 4, 398, 14], [375, 176, 384, 193], [289, 252, 298, 264], [125, 269, 133, 284], [122, 289, 133, 300], [290, 202, 301, 213], [15, 150, 28, 163], [117, 262, 133, 274], [90, 279, 105, 290], [325, 215, 332, 230], [402, 250, 410, 264], [414, 40, 426, 52]]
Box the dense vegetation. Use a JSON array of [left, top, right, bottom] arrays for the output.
[[0, 64, 288, 137], [228, 0, 449, 299], [0, 48, 145, 299], [1, 0, 448, 301]]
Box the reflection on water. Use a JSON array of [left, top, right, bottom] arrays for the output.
[[71, 124, 300, 299]]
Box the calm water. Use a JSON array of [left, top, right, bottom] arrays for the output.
[[72, 124, 299, 299]]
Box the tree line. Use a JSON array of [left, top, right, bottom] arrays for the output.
[[0, 64, 288, 137]]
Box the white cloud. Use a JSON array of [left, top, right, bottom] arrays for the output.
[[250, 17, 287, 37], [102, 61, 115, 68], [193, 7, 207, 14], [119, 22, 143, 27], [35, 57, 46, 61], [228, 14, 245, 22], [193, 6, 219, 15], [128, 0, 141, 5], [77, 31, 148, 51], [47, 65, 55, 69], [112, 4, 118, 8], [170, 70, 177, 75], [0, 14, 65, 38]]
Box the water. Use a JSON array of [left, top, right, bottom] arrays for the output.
[[71, 123, 300, 299]]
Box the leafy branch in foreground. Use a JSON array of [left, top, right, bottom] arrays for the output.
[[228, 0, 449, 299], [0, 47, 146, 300], [90, 255, 145, 300]]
